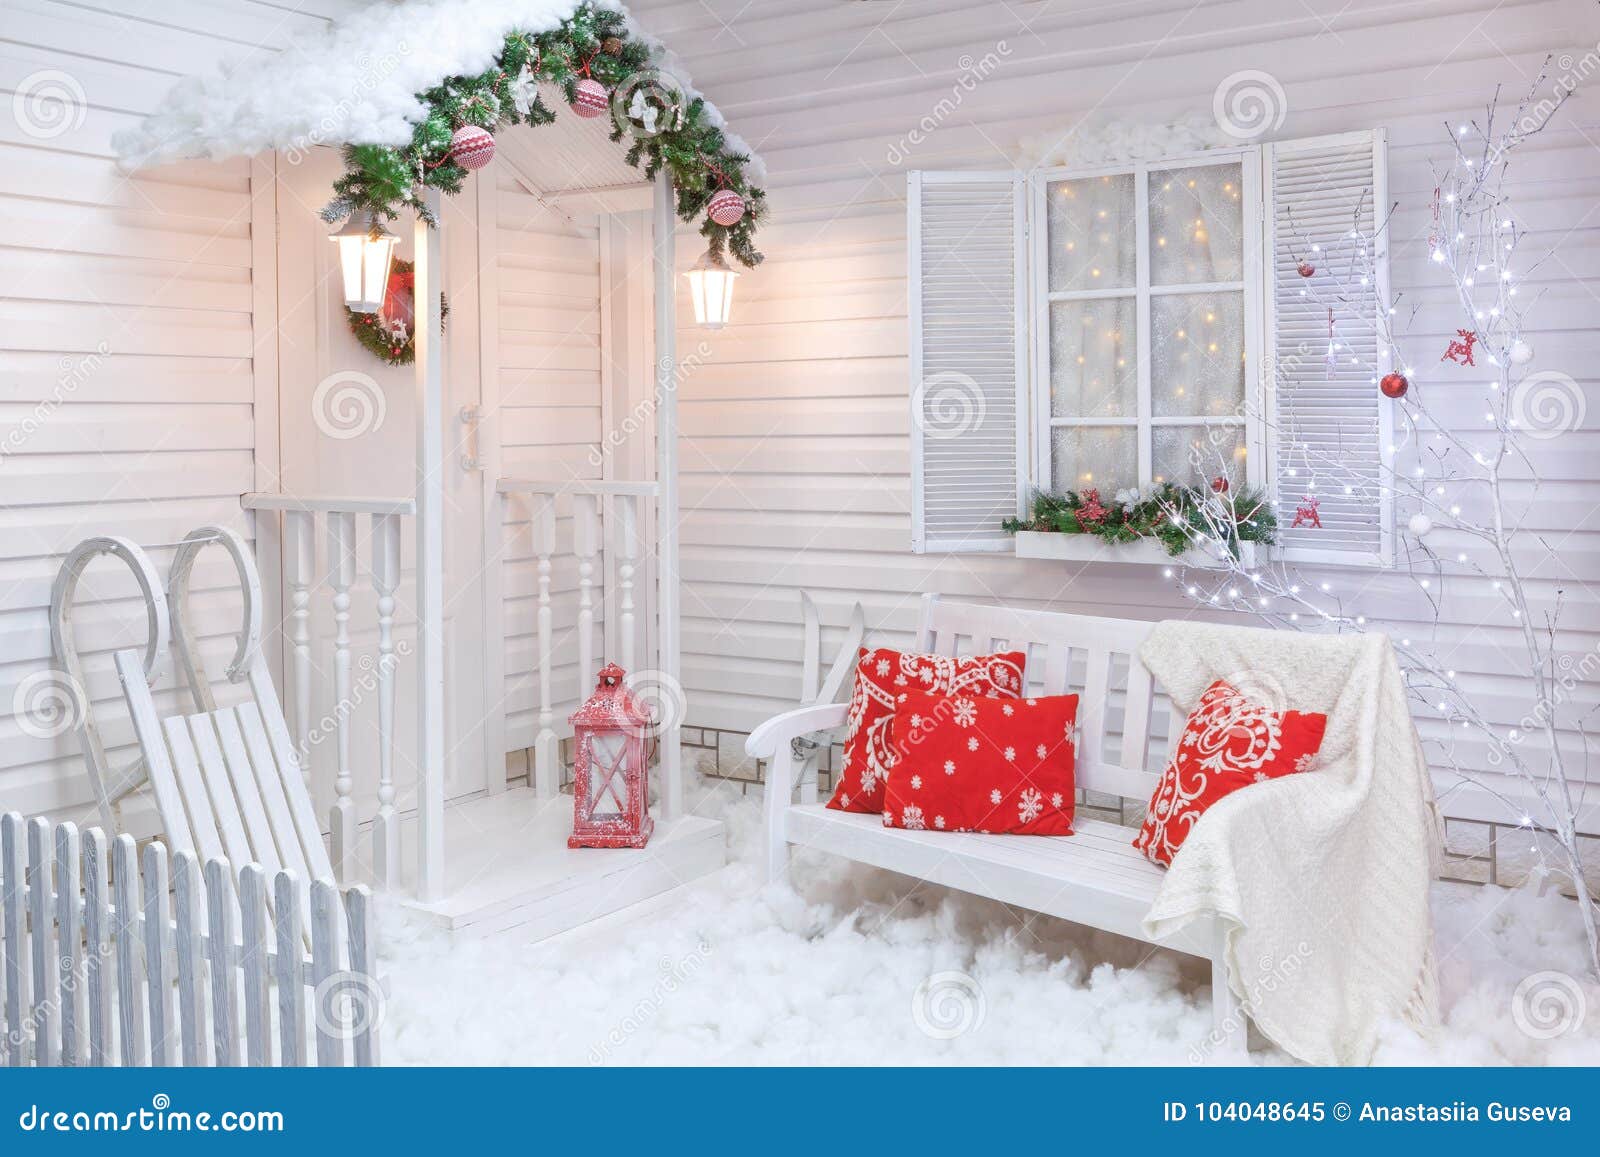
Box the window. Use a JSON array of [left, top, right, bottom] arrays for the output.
[[1032, 154, 1259, 496], [908, 130, 1390, 564]]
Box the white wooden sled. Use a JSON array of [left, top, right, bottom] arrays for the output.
[[746, 594, 1249, 1059], [52, 528, 334, 915], [49, 536, 169, 834]]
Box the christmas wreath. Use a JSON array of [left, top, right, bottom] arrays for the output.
[[318, 4, 765, 268], [345, 259, 447, 367], [1003, 481, 1278, 560]]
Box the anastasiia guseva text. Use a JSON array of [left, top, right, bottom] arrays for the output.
[[1164, 1101, 1572, 1124]]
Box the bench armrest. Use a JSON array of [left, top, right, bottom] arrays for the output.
[[749, 702, 850, 883], [744, 702, 850, 759]]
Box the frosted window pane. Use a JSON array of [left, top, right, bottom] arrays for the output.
[[1047, 174, 1135, 291], [1151, 293, 1246, 417], [587, 734, 626, 819], [1050, 298, 1136, 418], [1149, 163, 1244, 285], [1051, 426, 1137, 492], [1152, 424, 1246, 488]]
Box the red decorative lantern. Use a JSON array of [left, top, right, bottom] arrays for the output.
[[568, 664, 654, 849]]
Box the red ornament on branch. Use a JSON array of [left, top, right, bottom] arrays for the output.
[[449, 125, 496, 170], [707, 188, 746, 227], [1076, 488, 1108, 527], [1290, 495, 1322, 529], [1379, 372, 1409, 399], [1297, 261, 1315, 278], [1441, 328, 1478, 366], [1211, 476, 1230, 494], [571, 76, 609, 118]]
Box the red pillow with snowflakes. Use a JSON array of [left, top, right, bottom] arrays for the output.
[[882, 688, 1078, 836], [1133, 678, 1329, 867], [826, 647, 1026, 815]]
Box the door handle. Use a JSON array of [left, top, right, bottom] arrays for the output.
[[460, 404, 484, 471]]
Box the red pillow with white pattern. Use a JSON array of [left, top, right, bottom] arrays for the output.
[[826, 647, 1026, 816], [882, 688, 1077, 835], [1133, 678, 1328, 867]]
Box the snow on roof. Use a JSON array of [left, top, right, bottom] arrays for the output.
[[114, 0, 764, 184]]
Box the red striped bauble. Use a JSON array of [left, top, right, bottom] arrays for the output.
[[707, 188, 745, 227], [449, 125, 496, 170], [571, 77, 609, 118]]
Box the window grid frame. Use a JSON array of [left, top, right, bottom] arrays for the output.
[[1028, 148, 1265, 497]]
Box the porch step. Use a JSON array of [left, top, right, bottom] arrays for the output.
[[394, 786, 725, 942]]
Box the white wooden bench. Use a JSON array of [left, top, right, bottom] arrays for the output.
[[744, 594, 1247, 1057]]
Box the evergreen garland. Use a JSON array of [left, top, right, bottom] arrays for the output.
[[1002, 483, 1278, 560], [319, 5, 765, 266]]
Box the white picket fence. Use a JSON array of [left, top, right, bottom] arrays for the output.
[[0, 813, 380, 1067]]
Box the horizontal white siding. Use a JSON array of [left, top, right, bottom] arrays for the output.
[[0, 0, 342, 821], [494, 176, 609, 747], [635, 0, 1600, 823]]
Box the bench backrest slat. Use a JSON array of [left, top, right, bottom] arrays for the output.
[[915, 594, 1166, 802]]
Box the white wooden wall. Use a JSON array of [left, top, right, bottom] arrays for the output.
[[0, 0, 355, 822], [630, 0, 1600, 824], [5, 0, 1596, 833], [494, 177, 611, 749]]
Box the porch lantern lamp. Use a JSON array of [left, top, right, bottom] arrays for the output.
[[684, 248, 737, 330], [329, 212, 399, 314], [568, 663, 654, 849]]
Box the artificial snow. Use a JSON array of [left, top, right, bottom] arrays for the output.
[[377, 777, 1600, 1065], [113, 0, 765, 183]]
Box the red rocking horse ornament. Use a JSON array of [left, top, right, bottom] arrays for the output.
[[1291, 495, 1322, 529], [1441, 328, 1478, 366]]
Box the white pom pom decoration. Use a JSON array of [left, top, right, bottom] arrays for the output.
[[1508, 339, 1533, 365], [571, 77, 609, 118], [449, 125, 496, 170], [707, 188, 746, 227], [1408, 513, 1433, 537]]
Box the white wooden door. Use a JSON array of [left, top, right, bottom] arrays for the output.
[[270, 150, 492, 843]]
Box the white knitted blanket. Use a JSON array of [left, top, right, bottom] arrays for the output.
[[1137, 621, 1443, 1065]]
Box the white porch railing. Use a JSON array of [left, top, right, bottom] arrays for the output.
[[242, 494, 413, 892], [496, 479, 675, 808], [245, 480, 679, 902]]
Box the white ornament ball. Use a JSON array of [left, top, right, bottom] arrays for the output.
[[1508, 339, 1533, 365], [571, 77, 609, 118], [449, 125, 496, 170], [707, 188, 746, 227], [1408, 513, 1433, 537]]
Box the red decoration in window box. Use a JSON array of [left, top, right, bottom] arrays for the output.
[[568, 664, 654, 849]]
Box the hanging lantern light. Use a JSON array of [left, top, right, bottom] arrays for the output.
[[329, 212, 399, 314], [568, 664, 654, 849], [683, 248, 738, 330]]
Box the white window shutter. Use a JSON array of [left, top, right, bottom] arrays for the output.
[[908, 171, 1027, 553], [1263, 130, 1393, 566]]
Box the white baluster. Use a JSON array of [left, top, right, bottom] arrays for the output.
[[286, 511, 315, 775], [616, 494, 639, 674], [573, 492, 600, 700], [327, 511, 357, 879], [533, 494, 559, 798], [370, 513, 401, 889]]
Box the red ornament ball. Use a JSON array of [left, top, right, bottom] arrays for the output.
[[449, 125, 496, 170], [1379, 372, 1409, 399], [1211, 476, 1230, 494], [1297, 261, 1315, 278], [571, 77, 609, 118], [707, 188, 746, 227]]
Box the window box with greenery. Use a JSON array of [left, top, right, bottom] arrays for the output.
[[906, 131, 1393, 567]]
